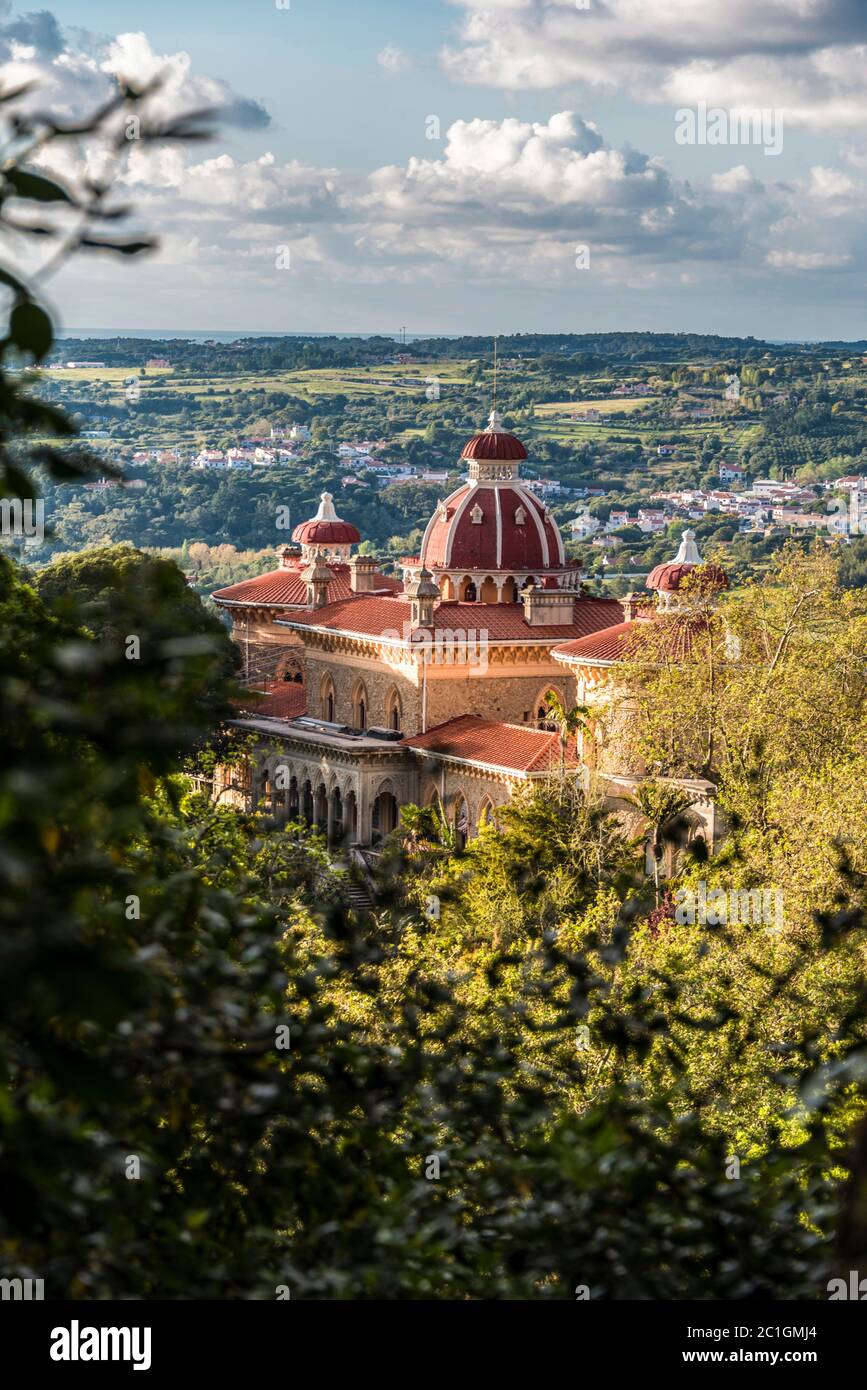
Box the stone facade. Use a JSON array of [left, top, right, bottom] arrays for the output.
[[297, 630, 571, 738], [304, 645, 421, 732], [223, 716, 545, 849], [226, 611, 306, 685]]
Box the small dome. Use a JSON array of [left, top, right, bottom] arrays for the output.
[[460, 407, 528, 462], [646, 531, 728, 594], [462, 431, 528, 462], [293, 491, 360, 546]]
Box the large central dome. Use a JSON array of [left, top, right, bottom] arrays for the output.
[[418, 411, 574, 602]]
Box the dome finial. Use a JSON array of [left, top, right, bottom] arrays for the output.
[[315, 491, 339, 522], [673, 529, 701, 564]]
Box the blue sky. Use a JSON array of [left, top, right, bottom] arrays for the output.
[[9, 0, 867, 337]]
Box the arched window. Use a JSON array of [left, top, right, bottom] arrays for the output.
[[454, 795, 469, 852], [321, 674, 336, 723], [352, 679, 368, 731], [535, 684, 563, 732], [478, 797, 496, 829], [385, 687, 402, 733], [536, 700, 555, 731]]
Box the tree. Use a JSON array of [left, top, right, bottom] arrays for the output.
[[543, 688, 591, 784], [623, 779, 697, 905], [33, 543, 241, 758]]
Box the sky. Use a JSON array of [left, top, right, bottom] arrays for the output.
[[5, 0, 867, 338]]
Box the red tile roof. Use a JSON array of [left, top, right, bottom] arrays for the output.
[[292, 518, 360, 545], [554, 613, 712, 666], [283, 595, 623, 643], [553, 621, 646, 664], [402, 714, 578, 773], [461, 430, 527, 461], [421, 481, 565, 571], [236, 684, 308, 719], [646, 561, 728, 594], [212, 563, 399, 608]]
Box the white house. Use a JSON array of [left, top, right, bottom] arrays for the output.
[[570, 510, 601, 541]]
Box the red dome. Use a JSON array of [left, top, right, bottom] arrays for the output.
[[292, 491, 360, 547], [646, 561, 728, 593], [461, 431, 527, 461], [421, 483, 565, 572], [292, 518, 360, 545]]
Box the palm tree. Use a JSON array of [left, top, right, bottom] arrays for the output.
[[398, 799, 455, 854], [625, 779, 696, 906], [543, 690, 591, 785]]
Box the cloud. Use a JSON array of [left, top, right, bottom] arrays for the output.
[[9, 8, 867, 331], [441, 0, 867, 132], [376, 43, 411, 73], [0, 6, 64, 57], [0, 18, 271, 131], [37, 97, 867, 302], [766, 249, 852, 268]]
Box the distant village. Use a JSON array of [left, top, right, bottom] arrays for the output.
[[95, 418, 867, 543], [571, 470, 867, 545]]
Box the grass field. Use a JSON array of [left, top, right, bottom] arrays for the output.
[[40, 361, 474, 407], [534, 397, 658, 415]]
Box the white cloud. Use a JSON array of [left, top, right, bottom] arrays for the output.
[[808, 165, 856, 198], [766, 248, 852, 268], [441, 0, 867, 132], [10, 8, 867, 329], [710, 166, 764, 195], [2, 23, 269, 129], [376, 43, 411, 73]]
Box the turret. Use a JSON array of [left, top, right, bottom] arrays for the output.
[[405, 566, 440, 628], [302, 557, 335, 609]]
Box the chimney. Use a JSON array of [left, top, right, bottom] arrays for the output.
[[521, 581, 575, 626], [405, 566, 440, 629], [349, 554, 379, 593], [302, 558, 334, 609], [621, 590, 647, 622], [278, 545, 300, 570]]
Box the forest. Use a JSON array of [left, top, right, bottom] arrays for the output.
[[1, 77, 866, 1306]]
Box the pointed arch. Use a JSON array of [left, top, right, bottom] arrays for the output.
[[320, 672, 336, 723], [533, 683, 564, 732], [385, 685, 403, 733], [453, 790, 470, 852], [351, 677, 368, 731]]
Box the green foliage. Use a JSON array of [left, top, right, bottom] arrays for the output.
[[32, 543, 241, 763], [2, 80, 867, 1304]]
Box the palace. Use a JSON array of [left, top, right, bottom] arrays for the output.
[[211, 412, 721, 853]]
